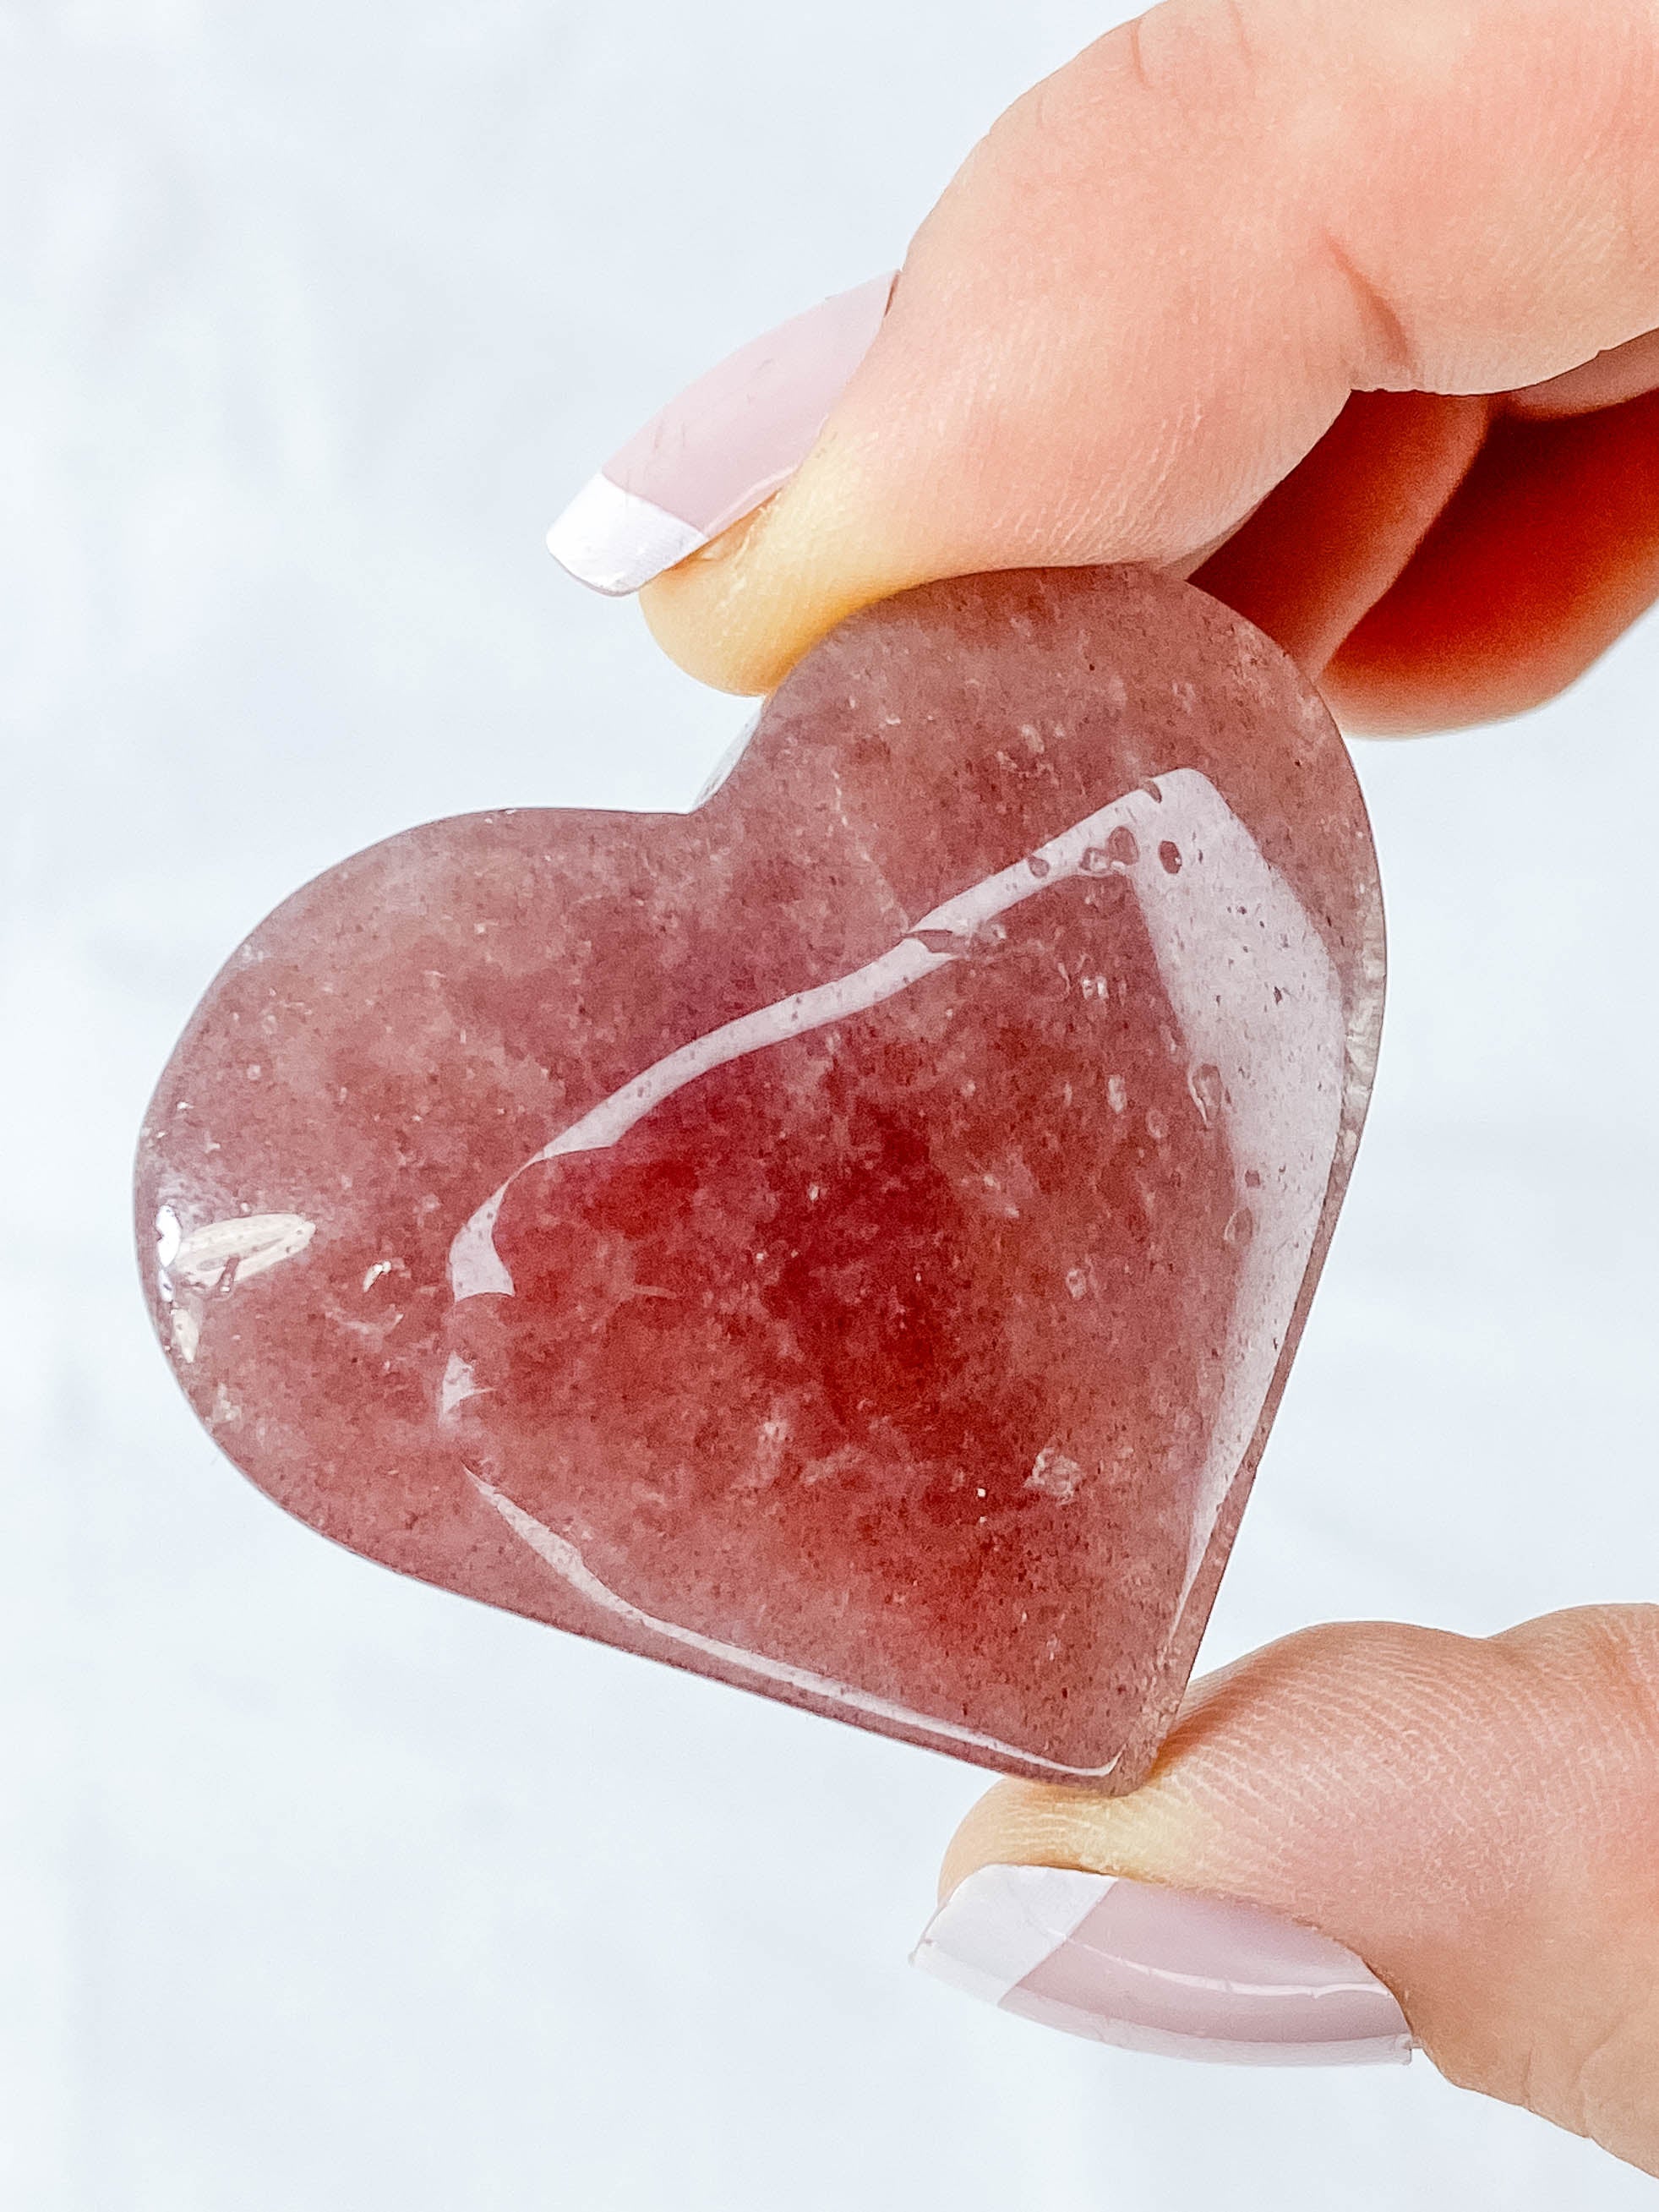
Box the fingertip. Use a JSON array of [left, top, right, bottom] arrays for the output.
[[638, 440, 926, 695], [937, 1769, 1212, 1907], [932, 1613, 1659, 2165], [636, 510, 820, 696], [936, 1780, 1034, 1904], [636, 514, 783, 697]]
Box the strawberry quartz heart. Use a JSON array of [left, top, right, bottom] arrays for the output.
[[136, 567, 1383, 1787]]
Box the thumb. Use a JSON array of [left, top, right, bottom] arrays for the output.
[[627, 0, 1659, 697], [914, 1605, 1659, 2177]]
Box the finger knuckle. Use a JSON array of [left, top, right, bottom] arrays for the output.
[[989, 0, 1268, 193]]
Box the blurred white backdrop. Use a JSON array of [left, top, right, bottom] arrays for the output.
[[4, 2, 1659, 2205]]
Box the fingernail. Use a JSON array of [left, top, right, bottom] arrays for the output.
[[911, 1866, 1414, 2067], [547, 272, 897, 595]]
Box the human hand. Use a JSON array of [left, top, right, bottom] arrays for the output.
[[548, 0, 1659, 2171]]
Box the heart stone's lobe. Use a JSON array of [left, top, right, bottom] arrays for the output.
[[136, 568, 1383, 1786]]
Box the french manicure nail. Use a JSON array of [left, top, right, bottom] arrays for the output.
[[911, 1865, 1414, 2067], [547, 272, 897, 596]]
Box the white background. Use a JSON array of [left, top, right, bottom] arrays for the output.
[[4, 2, 1658, 2204]]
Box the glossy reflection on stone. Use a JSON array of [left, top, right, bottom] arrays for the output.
[[135, 568, 1384, 1786]]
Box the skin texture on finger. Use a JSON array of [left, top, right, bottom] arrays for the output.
[[1323, 389, 1659, 730], [939, 1605, 1659, 2175], [641, 0, 1659, 697]]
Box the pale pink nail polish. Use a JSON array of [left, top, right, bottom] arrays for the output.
[[911, 1865, 1414, 2067], [547, 273, 897, 596]]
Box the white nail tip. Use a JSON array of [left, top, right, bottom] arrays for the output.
[[911, 1865, 1111, 2002], [544, 474, 707, 596]]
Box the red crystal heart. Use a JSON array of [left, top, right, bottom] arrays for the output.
[[136, 567, 1383, 1787]]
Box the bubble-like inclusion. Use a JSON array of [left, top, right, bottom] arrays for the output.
[[134, 567, 1383, 1789]]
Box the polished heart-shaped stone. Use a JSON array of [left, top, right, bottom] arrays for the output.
[[136, 567, 1383, 1787]]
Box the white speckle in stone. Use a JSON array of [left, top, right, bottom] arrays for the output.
[[1026, 1445, 1085, 1504], [168, 1212, 315, 1293]]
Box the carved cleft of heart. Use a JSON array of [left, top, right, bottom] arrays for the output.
[[136, 566, 1383, 1789]]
